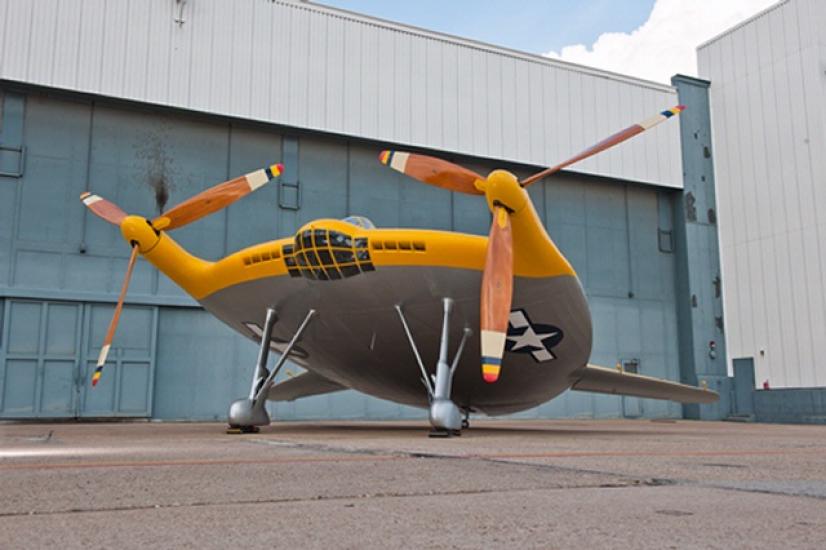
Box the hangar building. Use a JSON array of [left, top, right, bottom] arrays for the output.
[[0, 0, 724, 422], [699, 0, 825, 388], [698, 0, 826, 422]]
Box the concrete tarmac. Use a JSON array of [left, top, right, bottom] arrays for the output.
[[1, 419, 824, 549]]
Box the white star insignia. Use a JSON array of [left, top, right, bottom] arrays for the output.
[[506, 310, 560, 362]]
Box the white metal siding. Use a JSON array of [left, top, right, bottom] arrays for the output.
[[699, 0, 826, 387], [0, 0, 683, 187]]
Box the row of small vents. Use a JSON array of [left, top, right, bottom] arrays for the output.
[[372, 240, 427, 252]]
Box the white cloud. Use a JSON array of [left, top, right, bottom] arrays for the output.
[[544, 0, 779, 83]]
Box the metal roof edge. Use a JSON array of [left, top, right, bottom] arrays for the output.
[[696, 0, 788, 51], [293, 0, 676, 93]]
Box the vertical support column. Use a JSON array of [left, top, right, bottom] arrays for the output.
[[671, 75, 730, 420]]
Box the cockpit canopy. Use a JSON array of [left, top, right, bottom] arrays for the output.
[[283, 219, 375, 281], [341, 216, 376, 229]]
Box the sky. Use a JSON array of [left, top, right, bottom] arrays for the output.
[[317, 0, 779, 83]]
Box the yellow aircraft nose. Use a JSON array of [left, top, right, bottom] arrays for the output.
[[484, 169, 528, 215], [120, 215, 161, 254]]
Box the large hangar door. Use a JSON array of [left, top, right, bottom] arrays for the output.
[[0, 300, 157, 419], [79, 304, 157, 418], [0, 300, 82, 418]]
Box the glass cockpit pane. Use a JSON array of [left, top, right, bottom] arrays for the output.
[[313, 229, 329, 247], [342, 216, 376, 229]]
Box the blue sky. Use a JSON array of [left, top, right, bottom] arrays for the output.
[[317, 0, 656, 56]]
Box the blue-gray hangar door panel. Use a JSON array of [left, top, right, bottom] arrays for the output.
[[0, 300, 157, 419]]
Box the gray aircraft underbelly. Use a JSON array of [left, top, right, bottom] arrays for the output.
[[199, 267, 593, 415]]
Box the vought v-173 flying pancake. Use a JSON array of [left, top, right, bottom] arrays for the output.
[[80, 105, 715, 436]]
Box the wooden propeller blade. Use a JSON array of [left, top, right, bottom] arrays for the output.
[[91, 245, 138, 387], [379, 150, 485, 195], [521, 105, 686, 187], [152, 163, 283, 231], [479, 206, 514, 383], [80, 192, 128, 226]]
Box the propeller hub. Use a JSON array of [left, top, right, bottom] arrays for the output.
[[484, 170, 527, 215], [121, 215, 161, 254]]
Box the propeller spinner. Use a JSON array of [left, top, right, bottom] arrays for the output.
[[81, 163, 283, 386], [380, 105, 686, 383]]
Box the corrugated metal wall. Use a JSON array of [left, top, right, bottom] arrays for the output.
[[0, 0, 683, 188], [0, 85, 683, 420], [698, 0, 826, 388]]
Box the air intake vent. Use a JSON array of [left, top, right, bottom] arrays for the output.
[[243, 248, 281, 266], [371, 240, 426, 252]]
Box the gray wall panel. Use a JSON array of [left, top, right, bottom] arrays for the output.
[[14, 96, 88, 248], [225, 127, 284, 253], [296, 137, 349, 226], [154, 307, 253, 420]]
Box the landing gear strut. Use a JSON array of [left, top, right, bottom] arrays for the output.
[[227, 308, 316, 433], [396, 298, 471, 437]]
